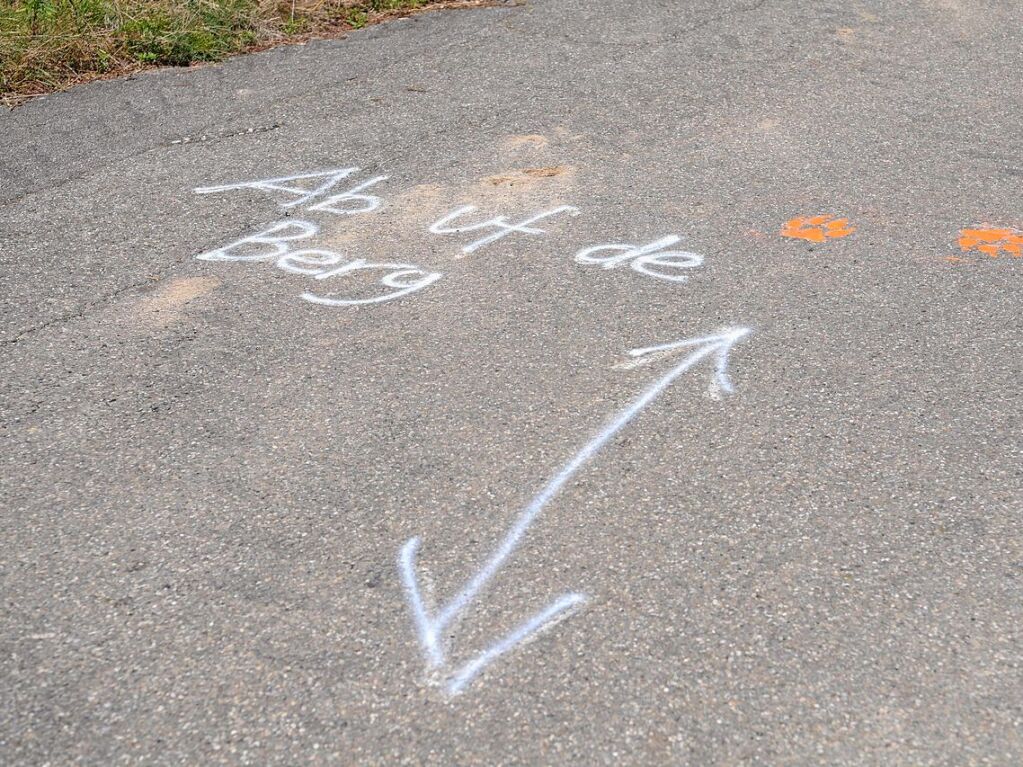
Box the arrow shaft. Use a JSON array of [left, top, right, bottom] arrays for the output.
[[434, 338, 726, 629], [400, 328, 750, 685]]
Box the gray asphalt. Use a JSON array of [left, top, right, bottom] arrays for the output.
[[2, 1, 1022, 764]]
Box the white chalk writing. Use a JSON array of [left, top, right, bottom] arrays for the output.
[[430, 204, 580, 254], [197, 220, 319, 262], [195, 220, 440, 307], [195, 168, 387, 215], [303, 261, 442, 307], [304, 175, 387, 216], [575, 235, 704, 282], [192, 163, 710, 312]]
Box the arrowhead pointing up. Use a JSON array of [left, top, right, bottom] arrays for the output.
[[627, 326, 751, 394]]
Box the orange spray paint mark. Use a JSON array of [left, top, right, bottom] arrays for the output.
[[781, 215, 856, 242], [958, 227, 1023, 258]]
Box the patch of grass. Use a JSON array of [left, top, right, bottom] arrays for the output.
[[0, 0, 479, 106]]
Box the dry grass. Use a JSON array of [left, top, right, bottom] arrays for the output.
[[0, 0, 487, 106]]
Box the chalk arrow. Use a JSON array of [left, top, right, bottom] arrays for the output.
[[399, 326, 751, 695]]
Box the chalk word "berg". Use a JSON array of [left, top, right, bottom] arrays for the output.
[[197, 220, 441, 307], [575, 235, 704, 283]]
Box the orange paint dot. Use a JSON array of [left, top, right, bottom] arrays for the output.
[[781, 215, 856, 242], [958, 226, 1023, 259]]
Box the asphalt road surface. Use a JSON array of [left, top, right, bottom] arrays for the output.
[[2, 1, 1022, 764]]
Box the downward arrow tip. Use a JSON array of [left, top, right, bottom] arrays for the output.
[[399, 536, 447, 668]]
